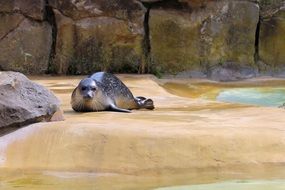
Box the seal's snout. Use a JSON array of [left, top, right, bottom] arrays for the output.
[[83, 92, 93, 99]]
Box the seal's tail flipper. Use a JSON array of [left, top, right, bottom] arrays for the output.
[[109, 104, 131, 113], [135, 96, 155, 110]]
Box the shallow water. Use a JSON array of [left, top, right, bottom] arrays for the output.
[[2, 165, 285, 190], [217, 87, 285, 107], [1, 76, 285, 190], [162, 79, 285, 107], [156, 180, 285, 190]]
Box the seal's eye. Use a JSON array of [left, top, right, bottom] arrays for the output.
[[91, 87, 96, 91], [81, 87, 87, 91]]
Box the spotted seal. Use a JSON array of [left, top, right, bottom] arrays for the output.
[[71, 72, 154, 112]]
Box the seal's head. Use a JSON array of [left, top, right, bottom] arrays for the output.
[[78, 78, 97, 100], [71, 78, 100, 112]]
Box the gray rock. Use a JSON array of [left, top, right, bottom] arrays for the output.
[[176, 70, 207, 79], [0, 19, 52, 74], [0, 0, 46, 21], [0, 72, 63, 134], [52, 4, 145, 74], [259, 7, 285, 73], [209, 62, 258, 81], [273, 67, 285, 78], [49, 0, 146, 21], [149, 0, 259, 75]]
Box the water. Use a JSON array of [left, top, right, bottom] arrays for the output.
[[216, 87, 285, 107], [155, 180, 285, 190], [162, 80, 285, 107]]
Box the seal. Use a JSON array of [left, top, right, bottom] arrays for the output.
[[71, 72, 154, 112]]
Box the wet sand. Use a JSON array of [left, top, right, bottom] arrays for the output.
[[1, 75, 285, 189]]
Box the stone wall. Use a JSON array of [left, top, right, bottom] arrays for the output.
[[0, 0, 284, 79], [258, 0, 285, 76], [0, 0, 52, 74]]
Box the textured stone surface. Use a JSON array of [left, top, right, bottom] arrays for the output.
[[52, 9, 75, 74], [0, 19, 52, 74], [0, 72, 62, 133], [259, 0, 284, 17], [0, 13, 24, 40], [52, 0, 146, 74], [0, 0, 46, 21], [259, 6, 285, 75], [209, 62, 258, 81], [69, 17, 143, 74], [149, 0, 259, 74], [49, 0, 146, 21]]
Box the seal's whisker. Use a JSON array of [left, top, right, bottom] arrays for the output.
[[92, 99, 104, 111]]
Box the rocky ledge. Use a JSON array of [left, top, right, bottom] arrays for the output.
[[1, 75, 285, 174]]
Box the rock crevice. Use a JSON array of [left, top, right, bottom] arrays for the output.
[[45, 0, 58, 74], [141, 2, 151, 74]]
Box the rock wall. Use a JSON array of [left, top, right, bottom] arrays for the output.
[[49, 0, 146, 74], [149, 0, 259, 78], [0, 0, 284, 78], [0, 0, 52, 74], [258, 0, 285, 75]]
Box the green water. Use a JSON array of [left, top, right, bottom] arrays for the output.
[[216, 87, 285, 107], [155, 180, 285, 190]]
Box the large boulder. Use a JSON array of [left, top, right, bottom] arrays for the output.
[[0, 72, 63, 135], [0, 19, 52, 74], [149, 0, 259, 75], [259, 4, 285, 75]]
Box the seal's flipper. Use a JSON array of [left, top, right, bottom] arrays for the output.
[[109, 104, 131, 113], [135, 96, 146, 101], [135, 97, 155, 110]]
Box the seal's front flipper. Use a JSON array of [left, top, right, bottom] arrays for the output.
[[135, 96, 155, 110], [109, 104, 131, 113]]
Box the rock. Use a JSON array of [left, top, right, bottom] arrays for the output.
[[69, 17, 143, 74], [49, 0, 145, 21], [0, 13, 25, 40], [0, 19, 52, 74], [259, 0, 284, 18], [175, 70, 207, 79], [149, 0, 259, 75], [278, 103, 285, 109], [0, 0, 51, 75], [259, 6, 285, 75], [51, 0, 146, 74], [52, 9, 75, 74], [0, 72, 63, 134], [209, 62, 258, 81], [0, 0, 46, 21]]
